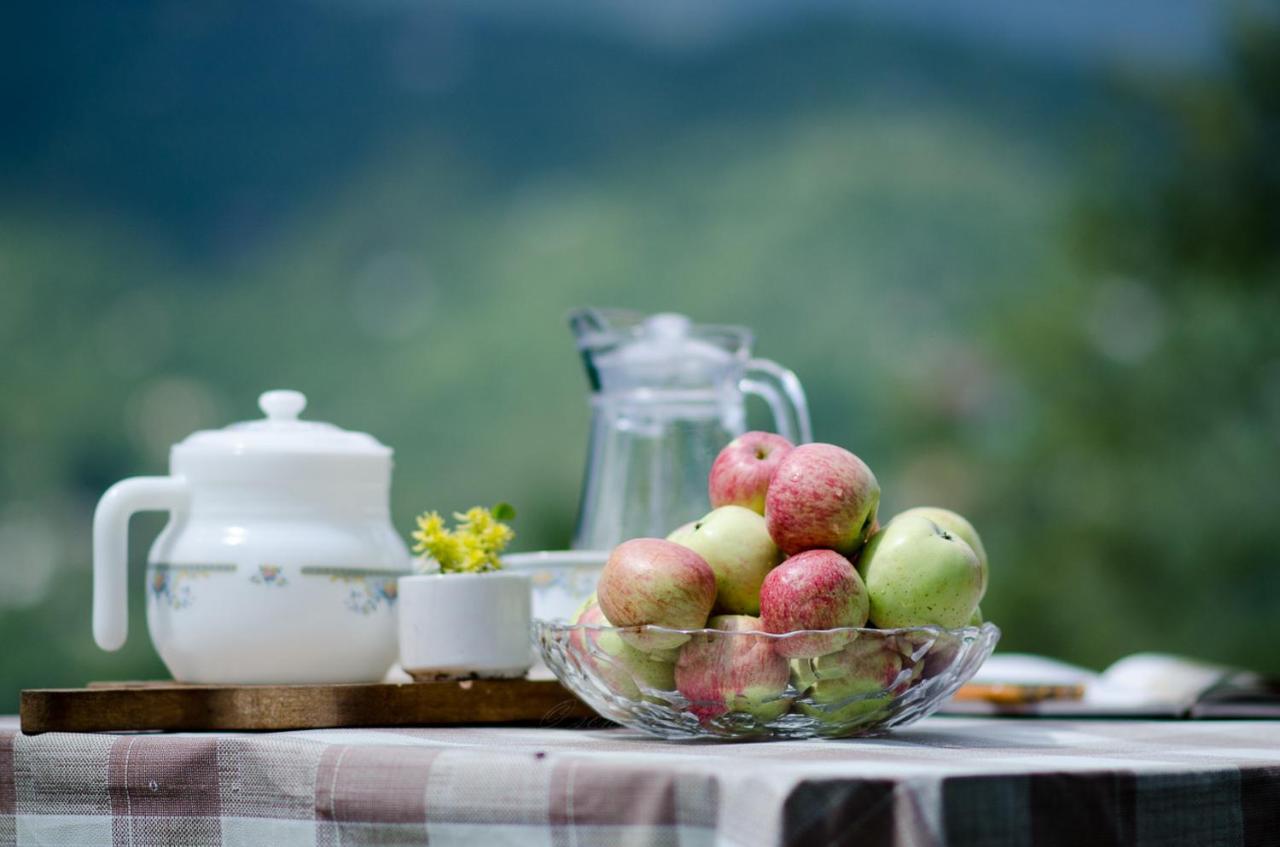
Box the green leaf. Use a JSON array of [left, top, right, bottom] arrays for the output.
[[491, 502, 516, 521]]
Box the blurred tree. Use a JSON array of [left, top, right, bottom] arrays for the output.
[[982, 13, 1280, 670], [1073, 13, 1279, 281]]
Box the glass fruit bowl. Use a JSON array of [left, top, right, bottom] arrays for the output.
[[535, 619, 1000, 740]]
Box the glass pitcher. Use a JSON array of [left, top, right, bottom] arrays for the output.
[[569, 308, 812, 550]]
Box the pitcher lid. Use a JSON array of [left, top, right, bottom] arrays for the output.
[[573, 309, 752, 391], [171, 390, 391, 481]]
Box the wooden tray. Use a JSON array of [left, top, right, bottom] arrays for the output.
[[20, 679, 600, 733]]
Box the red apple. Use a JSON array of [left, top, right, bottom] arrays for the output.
[[765, 443, 880, 556], [759, 549, 869, 659], [674, 614, 790, 723], [911, 628, 967, 681], [598, 538, 717, 650], [707, 431, 795, 515]]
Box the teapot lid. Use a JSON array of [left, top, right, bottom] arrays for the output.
[[171, 390, 391, 482]]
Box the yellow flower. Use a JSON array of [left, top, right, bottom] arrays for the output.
[[410, 505, 515, 574], [436, 535, 468, 570], [455, 507, 493, 534], [481, 521, 514, 551], [411, 511, 446, 555], [461, 545, 494, 573]]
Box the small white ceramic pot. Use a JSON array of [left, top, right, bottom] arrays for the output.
[[398, 572, 533, 681]]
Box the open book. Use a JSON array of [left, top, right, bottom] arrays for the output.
[[943, 652, 1280, 718]]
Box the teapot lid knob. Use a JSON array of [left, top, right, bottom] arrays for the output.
[[259, 389, 307, 421]]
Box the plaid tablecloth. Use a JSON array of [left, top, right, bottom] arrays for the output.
[[1, 715, 1277, 847]]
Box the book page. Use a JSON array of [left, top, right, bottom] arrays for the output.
[[969, 653, 1101, 688], [1095, 653, 1231, 709], [947, 651, 1271, 717]]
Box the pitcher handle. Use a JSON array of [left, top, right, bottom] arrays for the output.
[[93, 476, 190, 651], [740, 358, 813, 444]]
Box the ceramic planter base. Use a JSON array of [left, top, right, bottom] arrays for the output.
[[398, 571, 533, 681], [407, 667, 529, 683]]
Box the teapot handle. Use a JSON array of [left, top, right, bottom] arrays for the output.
[[740, 358, 813, 444], [93, 476, 190, 651]]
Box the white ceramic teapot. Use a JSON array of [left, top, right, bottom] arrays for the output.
[[92, 389, 412, 683]]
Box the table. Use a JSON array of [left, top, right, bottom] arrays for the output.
[[2, 715, 1277, 846]]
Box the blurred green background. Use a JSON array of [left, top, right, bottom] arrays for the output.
[[2, 2, 1278, 711]]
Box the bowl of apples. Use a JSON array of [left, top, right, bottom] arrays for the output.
[[535, 434, 1000, 740]]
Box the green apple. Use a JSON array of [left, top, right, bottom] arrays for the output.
[[571, 596, 676, 701], [667, 505, 781, 615], [790, 656, 818, 694], [794, 636, 903, 726], [856, 514, 983, 629], [968, 606, 983, 626], [894, 507, 988, 597]]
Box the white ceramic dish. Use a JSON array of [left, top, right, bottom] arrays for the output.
[[502, 550, 608, 679], [502, 550, 609, 622]]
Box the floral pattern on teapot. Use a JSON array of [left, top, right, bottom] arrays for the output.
[[299, 567, 401, 615], [149, 564, 236, 610], [148, 564, 401, 615], [250, 564, 288, 587], [346, 577, 398, 615]]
